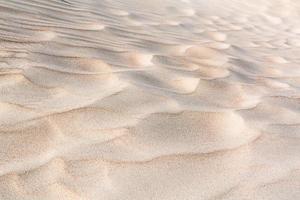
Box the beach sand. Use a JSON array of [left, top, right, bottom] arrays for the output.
[[0, 0, 300, 199]]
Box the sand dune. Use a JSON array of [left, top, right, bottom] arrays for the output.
[[0, 0, 300, 199]]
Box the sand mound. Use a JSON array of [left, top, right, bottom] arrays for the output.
[[89, 111, 259, 161], [120, 52, 153, 67]]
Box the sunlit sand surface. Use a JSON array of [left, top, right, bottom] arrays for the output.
[[0, 0, 300, 199]]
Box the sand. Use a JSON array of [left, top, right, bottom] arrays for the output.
[[0, 0, 300, 199]]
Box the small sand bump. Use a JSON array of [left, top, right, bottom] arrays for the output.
[[185, 46, 229, 66], [206, 31, 228, 41], [261, 79, 290, 89], [263, 14, 283, 25], [197, 65, 230, 79], [33, 31, 56, 41], [181, 8, 195, 16], [75, 59, 112, 72], [262, 66, 283, 77], [167, 45, 192, 56], [127, 19, 143, 26], [169, 76, 200, 93], [265, 56, 289, 64], [210, 16, 221, 21], [121, 52, 153, 67]]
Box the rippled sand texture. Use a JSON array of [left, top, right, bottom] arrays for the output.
[[0, 0, 300, 199]]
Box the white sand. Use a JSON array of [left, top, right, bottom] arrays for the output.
[[0, 0, 300, 199]]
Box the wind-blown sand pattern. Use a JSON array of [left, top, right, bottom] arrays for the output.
[[0, 0, 300, 199]]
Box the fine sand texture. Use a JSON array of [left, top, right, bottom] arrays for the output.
[[0, 0, 300, 199]]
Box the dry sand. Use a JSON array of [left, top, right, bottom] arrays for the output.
[[0, 0, 300, 199]]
